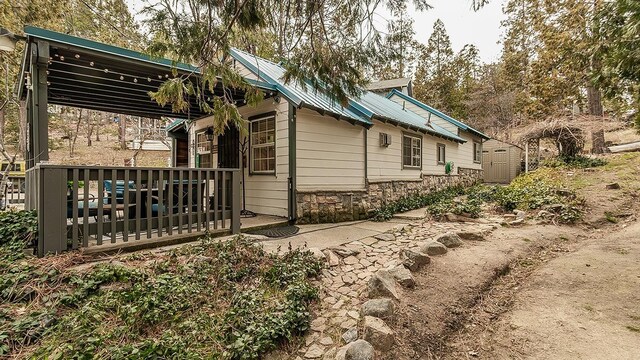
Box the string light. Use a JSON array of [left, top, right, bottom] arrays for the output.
[[133, 78, 138, 83], [157, 75, 162, 79], [147, 77, 151, 82], [59, 56, 65, 61], [75, 54, 80, 59], [120, 75, 124, 80], [104, 69, 109, 73], [90, 61, 94, 66]]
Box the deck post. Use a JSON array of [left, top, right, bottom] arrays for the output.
[[30, 40, 49, 166], [231, 170, 241, 234], [37, 166, 67, 256]]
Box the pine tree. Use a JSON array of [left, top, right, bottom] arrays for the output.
[[414, 19, 456, 112]]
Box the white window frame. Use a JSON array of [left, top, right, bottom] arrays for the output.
[[249, 114, 276, 175], [473, 141, 482, 163], [437, 143, 446, 165], [402, 133, 422, 169]]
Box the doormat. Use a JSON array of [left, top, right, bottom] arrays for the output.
[[247, 225, 300, 238]]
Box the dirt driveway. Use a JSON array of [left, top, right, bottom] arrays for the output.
[[484, 221, 640, 360]]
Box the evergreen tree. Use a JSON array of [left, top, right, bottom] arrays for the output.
[[414, 19, 456, 112]]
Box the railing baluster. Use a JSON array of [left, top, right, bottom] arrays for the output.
[[158, 169, 164, 237], [97, 169, 104, 246], [123, 170, 130, 242], [221, 171, 226, 228], [146, 169, 153, 239], [135, 169, 141, 240], [83, 169, 89, 247], [110, 169, 117, 244], [187, 169, 193, 233], [178, 170, 184, 234], [197, 170, 202, 232], [168, 169, 174, 235], [72, 169, 79, 249], [205, 170, 210, 232], [213, 170, 218, 230]]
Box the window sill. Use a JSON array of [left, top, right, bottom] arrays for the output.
[[402, 166, 422, 170], [249, 171, 276, 177]]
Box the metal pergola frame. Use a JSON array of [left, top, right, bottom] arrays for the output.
[[17, 26, 275, 169]]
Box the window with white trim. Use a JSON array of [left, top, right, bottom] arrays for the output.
[[473, 141, 482, 163], [250, 115, 276, 174], [437, 143, 446, 164], [402, 134, 422, 168]]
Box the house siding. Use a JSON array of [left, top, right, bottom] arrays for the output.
[[189, 98, 290, 218], [367, 120, 422, 181], [296, 108, 366, 191]]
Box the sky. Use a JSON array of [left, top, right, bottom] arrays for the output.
[[125, 0, 507, 63]]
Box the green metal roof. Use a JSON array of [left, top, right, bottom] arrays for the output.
[[24, 26, 199, 72], [387, 89, 490, 140]]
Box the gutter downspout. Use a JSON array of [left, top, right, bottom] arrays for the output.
[[288, 102, 297, 223]]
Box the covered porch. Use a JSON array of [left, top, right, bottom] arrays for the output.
[[18, 27, 279, 256]]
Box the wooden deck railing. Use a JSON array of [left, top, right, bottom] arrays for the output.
[[26, 165, 241, 256]]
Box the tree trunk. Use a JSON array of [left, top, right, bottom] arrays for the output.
[[119, 116, 127, 149], [0, 108, 4, 145], [587, 86, 605, 153]]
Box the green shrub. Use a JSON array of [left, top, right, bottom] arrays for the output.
[[370, 186, 466, 221], [0, 210, 37, 249], [2, 235, 323, 359], [542, 155, 607, 169]]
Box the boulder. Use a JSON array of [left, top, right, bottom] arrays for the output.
[[309, 248, 327, 261], [323, 250, 341, 267], [328, 247, 360, 257], [367, 269, 399, 300], [304, 344, 325, 359], [361, 298, 395, 320], [342, 327, 358, 344], [456, 230, 487, 241], [400, 248, 431, 271], [555, 188, 573, 197], [419, 241, 448, 256], [435, 232, 463, 248], [537, 210, 554, 219], [509, 218, 525, 226], [362, 316, 395, 352], [514, 210, 526, 220], [606, 182, 621, 190], [337, 340, 375, 360], [374, 233, 395, 242], [389, 266, 416, 288]]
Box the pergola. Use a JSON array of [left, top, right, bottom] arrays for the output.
[[14, 26, 277, 256], [17, 26, 276, 168]]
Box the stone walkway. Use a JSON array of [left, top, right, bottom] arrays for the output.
[[265, 215, 502, 360]]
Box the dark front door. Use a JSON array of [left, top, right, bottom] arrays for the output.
[[218, 126, 240, 168]]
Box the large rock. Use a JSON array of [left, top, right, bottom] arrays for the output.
[[400, 248, 431, 271], [419, 241, 448, 256], [337, 340, 375, 360], [435, 232, 463, 248], [309, 248, 327, 261], [328, 247, 360, 257], [361, 298, 395, 320], [342, 327, 358, 344], [374, 233, 395, 242], [362, 316, 395, 352], [367, 269, 399, 300], [303, 344, 325, 359], [389, 266, 416, 288], [323, 250, 341, 267], [456, 230, 487, 241]]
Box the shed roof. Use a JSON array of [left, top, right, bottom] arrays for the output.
[[387, 89, 490, 140], [367, 78, 412, 91]]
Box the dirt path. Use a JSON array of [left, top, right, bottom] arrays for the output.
[[467, 220, 640, 360], [385, 219, 640, 360]]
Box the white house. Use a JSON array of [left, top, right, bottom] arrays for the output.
[[169, 49, 489, 224]]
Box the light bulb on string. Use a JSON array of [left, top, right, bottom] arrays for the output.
[[104, 69, 109, 73], [90, 61, 94, 67], [75, 54, 80, 59], [133, 78, 138, 83], [120, 76, 124, 80], [59, 56, 65, 61]]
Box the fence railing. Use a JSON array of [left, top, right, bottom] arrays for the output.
[[26, 165, 241, 256]]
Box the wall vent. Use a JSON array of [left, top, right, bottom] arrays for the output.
[[379, 132, 391, 147]]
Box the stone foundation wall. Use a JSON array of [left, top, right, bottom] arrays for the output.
[[296, 168, 483, 224]]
